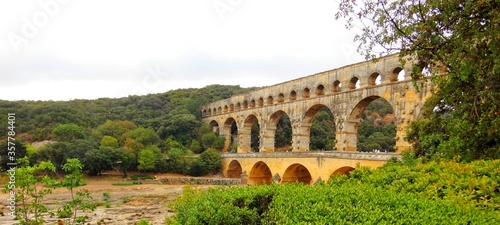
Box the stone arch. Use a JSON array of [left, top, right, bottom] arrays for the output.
[[250, 100, 256, 108], [235, 103, 241, 111], [218, 106, 222, 113], [368, 72, 382, 86], [282, 163, 312, 184], [267, 96, 274, 105], [349, 77, 360, 89], [209, 120, 220, 134], [332, 166, 355, 176], [226, 160, 243, 178], [202, 109, 207, 117], [229, 104, 234, 112], [341, 96, 396, 151], [239, 114, 259, 153], [302, 88, 310, 98], [295, 104, 335, 151], [278, 93, 285, 103], [223, 117, 238, 152], [332, 80, 342, 92], [258, 98, 264, 107], [390, 67, 405, 82], [208, 108, 212, 116], [290, 90, 297, 100], [316, 84, 325, 96], [242, 100, 248, 109], [249, 161, 272, 185], [223, 105, 229, 113], [261, 110, 290, 152]]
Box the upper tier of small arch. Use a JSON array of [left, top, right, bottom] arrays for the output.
[[201, 53, 415, 117]]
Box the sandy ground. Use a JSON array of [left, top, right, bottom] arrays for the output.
[[0, 173, 214, 225]]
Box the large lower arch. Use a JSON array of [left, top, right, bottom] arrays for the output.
[[226, 160, 243, 178], [223, 117, 238, 152], [249, 161, 272, 185], [295, 104, 335, 151], [261, 110, 290, 152], [238, 115, 259, 153], [282, 163, 312, 184], [332, 166, 355, 176], [341, 96, 396, 151], [209, 120, 220, 135]]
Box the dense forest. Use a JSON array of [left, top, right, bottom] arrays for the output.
[[0, 84, 396, 176]]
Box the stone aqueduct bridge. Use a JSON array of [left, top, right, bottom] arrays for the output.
[[201, 54, 434, 183]]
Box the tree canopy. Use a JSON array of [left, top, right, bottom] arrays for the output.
[[336, 0, 500, 161]]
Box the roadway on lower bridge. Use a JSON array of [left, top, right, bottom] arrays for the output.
[[221, 151, 400, 185]]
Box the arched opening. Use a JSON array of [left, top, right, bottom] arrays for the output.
[[390, 67, 405, 82], [333, 80, 342, 92], [213, 108, 217, 115], [305, 105, 336, 151], [332, 166, 355, 176], [316, 84, 325, 96], [226, 160, 243, 178], [274, 113, 292, 151], [218, 106, 222, 113], [369, 72, 382, 86], [258, 98, 264, 107], [229, 104, 234, 112], [278, 93, 285, 103], [224, 105, 229, 113], [235, 103, 241, 111], [202, 109, 207, 116], [209, 120, 219, 134], [251, 119, 260, 152], [349, 77, 360, 89], [302, 88, 310, 98], [290, 91, 297, 100], [267, 96, 274, 105], [250, 100, 256, 108], [282, 164, 312, 184], [242, 100, 248, 109], [224, 117, 238, 152], [241, 115, 260, 153], [208, 108, 212, 116], [249, 161, 272, 185], [345, 97, 396, 152]]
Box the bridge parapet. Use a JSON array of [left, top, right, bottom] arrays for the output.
[[221, 151, 401, 161]]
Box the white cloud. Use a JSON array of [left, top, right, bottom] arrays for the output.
[[0, 0, 364, 101]]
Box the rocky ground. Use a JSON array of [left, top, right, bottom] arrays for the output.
[[0, 174, 215, 225]]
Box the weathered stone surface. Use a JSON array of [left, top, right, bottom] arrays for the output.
[[200, 53, 433, 153]]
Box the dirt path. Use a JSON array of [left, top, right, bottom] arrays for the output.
[[0, 175, 213, 225]]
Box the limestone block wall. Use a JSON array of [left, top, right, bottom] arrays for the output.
[[201, 54, 434, 153]]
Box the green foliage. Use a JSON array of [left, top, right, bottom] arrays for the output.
[[309, 107, 335, 150], [201, 132, 225, 151], [92, 120, 137, 142], [59, 158, 96, 224], [83, 147, 121, 176], [137, 147, 157, 172], [171, 160, 500, 224], [199, 149, 221, 174], [100, 135, 119, 148], [124, 127, 160, 146], [51, 123, 86, 141], [2, 157, 57, 225], [189, 140, 202, 154], [274, 114, 292, 149], [336, 0, 500, 161], [0, 139, 27, 171]]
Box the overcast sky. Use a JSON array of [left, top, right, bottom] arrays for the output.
[[0, 0, 364, 101]]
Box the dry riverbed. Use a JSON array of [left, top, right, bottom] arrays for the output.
[[0, 174, 215, 224]]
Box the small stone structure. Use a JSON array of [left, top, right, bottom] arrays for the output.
[[159, 177, 241, 185]]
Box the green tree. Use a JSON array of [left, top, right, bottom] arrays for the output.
[[2, 158, 57, 225], [59, 158, 96, 224], [137, 146, 159, 172], [92, 120, 136, 142], [337, 0, 500, 160], [51, 123, 86, 141], [124, 127, 160, 146], [100, 135, 119, 148], [0, 139, 27, 171], [83, 147, 120, 176], [199, 149, 221, 174]]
